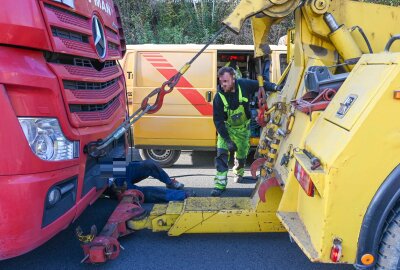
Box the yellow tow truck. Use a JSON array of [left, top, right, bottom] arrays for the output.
[[125, 0, 400, 268], [84, 0, 400, 268]]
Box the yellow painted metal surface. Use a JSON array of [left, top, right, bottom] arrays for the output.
[[223, 0, 274, 33], [251, 16, 276, 58], [245, 0, 400, 264], [324, 57, 399, 131], [299, 54, 400, 263], [133, 116, 217, 148], [128, 0, 400, 267], [328, 25, 362, 70], [167, 185, 286, 234], [128, 185, 286, 235]]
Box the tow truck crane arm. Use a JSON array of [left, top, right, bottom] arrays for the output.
[[223, 0, 300, 57]]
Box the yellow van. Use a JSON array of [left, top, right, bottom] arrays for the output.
[[120, 44, 287, 166]]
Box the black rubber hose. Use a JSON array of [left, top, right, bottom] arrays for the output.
[[351, 26, 373, 53]]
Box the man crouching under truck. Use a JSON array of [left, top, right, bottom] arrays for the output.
[[103, 159, 195, 202]]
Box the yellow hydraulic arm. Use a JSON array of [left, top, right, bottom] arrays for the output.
[[223, 0, 300, 57]]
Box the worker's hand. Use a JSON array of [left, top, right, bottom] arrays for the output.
[[274, 84, 283, 91], [227, 140, 238, 152]]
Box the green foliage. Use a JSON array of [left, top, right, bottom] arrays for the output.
[[114, 0, 399, 45], [114, 0, 239, 44]]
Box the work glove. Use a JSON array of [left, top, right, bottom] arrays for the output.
[[227, 140, 238, 152], [274, 84, 283, 91]]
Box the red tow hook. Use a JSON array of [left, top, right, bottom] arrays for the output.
[[250, 158, 280, 202], [78, 190, 146, 264], [141, 74, 181, 114], [257, 87, 269, 127], [250, 158, 267, 179], [258, 177, 279, 202]]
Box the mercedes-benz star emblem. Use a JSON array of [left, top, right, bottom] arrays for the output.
[[92, 15, 107, 59]]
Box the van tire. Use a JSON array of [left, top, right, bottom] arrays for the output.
[[139, 149, 181, 168], [375, 202, 400, 270]]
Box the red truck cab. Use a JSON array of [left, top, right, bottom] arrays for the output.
[[0, 0, 126, 259]]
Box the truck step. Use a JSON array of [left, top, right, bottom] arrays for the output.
[[277, 212, 318, 260]]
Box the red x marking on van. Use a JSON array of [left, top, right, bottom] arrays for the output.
[[142, 53, 213, 116]]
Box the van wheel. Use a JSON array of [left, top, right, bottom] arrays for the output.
[[139, 149, 181, 168], [375, 203, 400, 270]]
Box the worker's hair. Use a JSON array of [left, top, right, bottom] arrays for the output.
[[218, 66, 236, 78]]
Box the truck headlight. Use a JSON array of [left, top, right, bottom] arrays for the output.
[[18, 118, 79, 161]]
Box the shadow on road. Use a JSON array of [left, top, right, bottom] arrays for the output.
[[170, 150, 257, 169]]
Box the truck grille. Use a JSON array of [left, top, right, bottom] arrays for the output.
[[64, 64, 119, 78], [106, 27, 119, 40], [64, 78, 118, 90], [45, 4, 89, 29], [64, 78, 120, 100], [46, 54, 123, 126], [73, 95, 121, 122], [51, 27, 89, 43], [70, 94, 120, 113], [42, 2, 123, 59], [41, 2, 125, 128]]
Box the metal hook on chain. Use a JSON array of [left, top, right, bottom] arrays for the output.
[[84, 26, 228, 157]]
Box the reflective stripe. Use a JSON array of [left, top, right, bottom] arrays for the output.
[[233, 167, 245, 176], [218, 92, 229, 112], [215, 179, 227, 185], [218, 85, 247, 112], [215, 175, 227, 180], [238, 85, 247, 103], [214, 178, 227, 187]]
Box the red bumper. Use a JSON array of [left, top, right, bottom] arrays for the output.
[[0, 166, 101, 260]]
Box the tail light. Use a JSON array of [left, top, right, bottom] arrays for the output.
[[330, 238, 343, 262], [294, 161, 315, 196]]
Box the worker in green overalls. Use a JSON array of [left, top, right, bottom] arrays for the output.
[[211, 66, 281, 196]]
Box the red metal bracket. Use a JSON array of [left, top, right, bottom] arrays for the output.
[[293, 88, 336, 114], [258, 177, 279, 202], [80, 190, 146, 264], [250, 158, 267, 179]]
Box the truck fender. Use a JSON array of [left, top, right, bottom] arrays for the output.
[[355, 164, 400, 269]]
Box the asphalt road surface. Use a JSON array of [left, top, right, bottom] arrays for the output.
[[0, 150, 354, 270]]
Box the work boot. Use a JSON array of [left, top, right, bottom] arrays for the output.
[[210, 188, 224, 197], [166, 178, 184, 190], [233, 175, 243, 183]]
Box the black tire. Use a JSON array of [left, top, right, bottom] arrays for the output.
[[139, 149, 181, 168], [376, 203, 400, 270]]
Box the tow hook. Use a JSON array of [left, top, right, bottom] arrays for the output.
[[77, 190, 147, 264]]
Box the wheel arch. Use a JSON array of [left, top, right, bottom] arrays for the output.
[[355, 164, 400, 269]]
